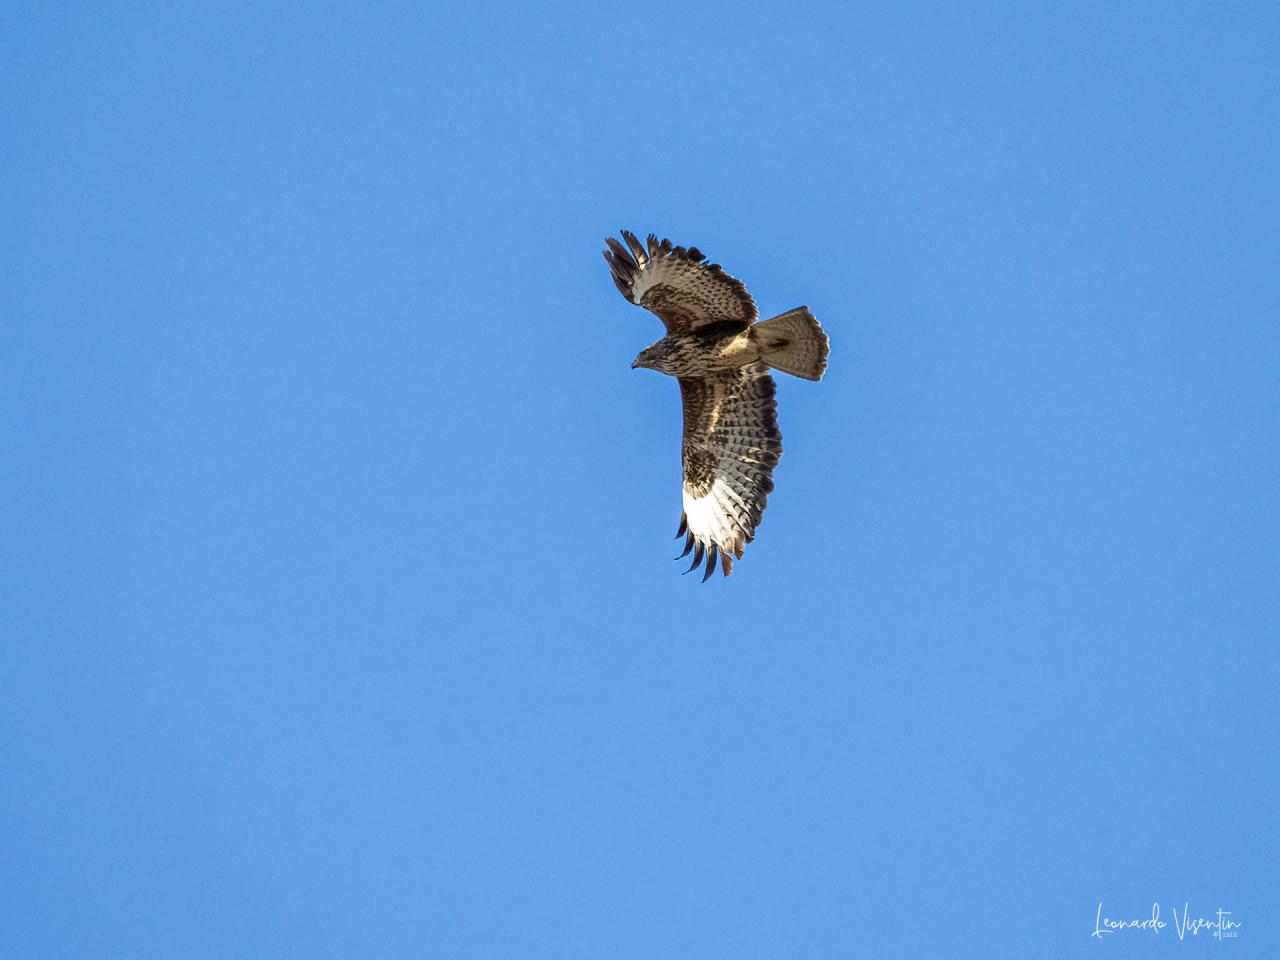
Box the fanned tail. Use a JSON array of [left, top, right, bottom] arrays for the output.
[[755, 307, 829, 381]]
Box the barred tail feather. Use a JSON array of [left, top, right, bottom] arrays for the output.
[[755, 307, 829, 381]]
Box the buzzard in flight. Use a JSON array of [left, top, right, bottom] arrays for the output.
[[603, 230, 829, 580]]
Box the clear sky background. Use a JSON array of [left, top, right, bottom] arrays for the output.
[[2, 3, 1277, 957]]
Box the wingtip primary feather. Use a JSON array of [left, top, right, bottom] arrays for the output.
[[621, 230, 647, 265], [604, 235, 634, 266], [683, 541, 705, 575], [701, 544, 718, 582]]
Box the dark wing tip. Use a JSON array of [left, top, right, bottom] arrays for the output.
[[683, 541, 705, 575], [603, 236, 642, 302], [604, 235, 634, 265], [621, 231, 646, 264], [701, 544, 718, 582]]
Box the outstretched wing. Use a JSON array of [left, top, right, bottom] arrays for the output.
[[603, 230, 758, 335], [675, 363, 781, 580]]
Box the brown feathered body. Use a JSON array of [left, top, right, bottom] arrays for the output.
[[632, 323, 764, 378]]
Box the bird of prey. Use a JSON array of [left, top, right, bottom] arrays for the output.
[[603, 230, 829, 581]]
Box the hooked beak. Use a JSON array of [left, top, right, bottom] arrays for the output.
[[631, 359, 641, 369]]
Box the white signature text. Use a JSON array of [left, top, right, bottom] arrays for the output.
[[1093, 902, 1241, 941]]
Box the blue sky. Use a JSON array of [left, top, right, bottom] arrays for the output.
[[2, 2, 1277, 957]]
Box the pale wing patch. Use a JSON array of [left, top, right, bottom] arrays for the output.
[[682, 483, 741, 554]]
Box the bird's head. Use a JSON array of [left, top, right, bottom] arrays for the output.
[[632, 338, 679, 374]]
